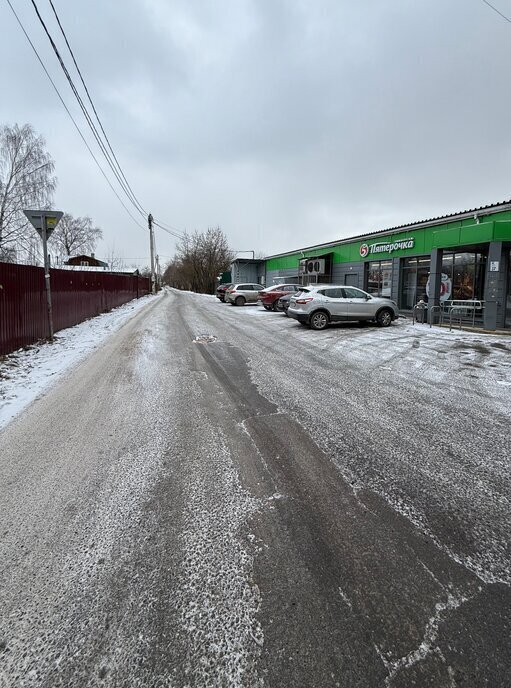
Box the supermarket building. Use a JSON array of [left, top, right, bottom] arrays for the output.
[[231, 200, 511, 330]]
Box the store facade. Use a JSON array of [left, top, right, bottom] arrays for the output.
[[262, 201, 511, 330]]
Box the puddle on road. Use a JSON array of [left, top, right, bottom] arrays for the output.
[[193, 334, 218, 344]]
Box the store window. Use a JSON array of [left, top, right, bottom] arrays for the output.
[[366, 260, 392, 298], [441, 252, 486, 301], [399, 256, 430, 309]]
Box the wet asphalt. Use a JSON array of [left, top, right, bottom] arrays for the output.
[[0, 289, 509, 687]]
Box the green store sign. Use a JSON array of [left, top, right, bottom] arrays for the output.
[[359, 237, 415, 258]]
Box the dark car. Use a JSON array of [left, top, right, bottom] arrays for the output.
[[216, 283, 233, 302], [258, 284, 303, 311], [276, 293, 293, 315]]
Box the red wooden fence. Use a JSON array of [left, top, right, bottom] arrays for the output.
[[0, 262, 151, 356]]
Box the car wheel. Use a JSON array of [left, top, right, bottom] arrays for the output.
[[235, 296, 246, 307], [271, 301, 279, 311], [376, 308, 393, 327], [263, 304, 271, 311], [309, 311, 329, 330]]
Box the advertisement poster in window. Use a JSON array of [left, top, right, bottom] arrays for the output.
[[425, 273, 452, 301]]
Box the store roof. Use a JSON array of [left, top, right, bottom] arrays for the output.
[[264, 199, 511, 260]]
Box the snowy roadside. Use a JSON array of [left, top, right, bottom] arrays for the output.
[[0, 292, 162, 431]]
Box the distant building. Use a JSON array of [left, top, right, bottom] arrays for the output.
[[64, 253, 108, 268], [229, 258, 265, 285]]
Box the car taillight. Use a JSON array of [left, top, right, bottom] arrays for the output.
[[296, 297, 313, 304]]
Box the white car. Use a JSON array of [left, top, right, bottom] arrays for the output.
[[225, 283, 264, 306], [288, 285, 398, 330]]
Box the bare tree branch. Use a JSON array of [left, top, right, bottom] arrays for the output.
[[49, 213, 102, 259], [105, 244, 125, 271], [0, 123, 56, 262]]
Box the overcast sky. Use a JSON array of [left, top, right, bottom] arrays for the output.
[[1, 0, 510, 266]]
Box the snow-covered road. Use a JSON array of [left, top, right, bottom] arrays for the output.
[[0, 289, 509, 687]]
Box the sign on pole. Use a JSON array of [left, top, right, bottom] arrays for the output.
[[23, 210, 63, 341], [23, 210, 63, 238]]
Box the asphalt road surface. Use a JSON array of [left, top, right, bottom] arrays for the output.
[[1, 289, 510, 688]]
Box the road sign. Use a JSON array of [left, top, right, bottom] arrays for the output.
[[23, 210, 63, 239]]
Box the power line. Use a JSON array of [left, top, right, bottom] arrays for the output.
[[29, 0, 146, 220], [481, 0, 511, 23], [7, 0, 187, 240], [153, 221, 185, 241], [4, 0, 147, 232], [46, 0, 148, 216], [41, 0, 188, 239], [153, 219, 185, 235], [37, 0, 188, 238], [40, 2, 189, 237]]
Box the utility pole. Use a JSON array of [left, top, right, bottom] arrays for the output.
[[148, 213, 156, 294], [156, 254, 161, 290]]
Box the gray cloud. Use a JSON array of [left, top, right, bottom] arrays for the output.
[[1, 0, 509, 262]]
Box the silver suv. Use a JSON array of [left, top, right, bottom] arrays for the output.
[[288, 285, 398, 330], [225, 283, 264, 306]]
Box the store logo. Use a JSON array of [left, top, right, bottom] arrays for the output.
[[360, 237, 415, 257]]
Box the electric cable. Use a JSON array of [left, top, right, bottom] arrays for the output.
[[153, 219, 186, 236], [481, 0, 511, 23], [46, 0, 148, 216], [29, 0, 146, 220], [7, 0, 187, 240], [4, 0, 147, 232], [37, 0, 188, 237], [153, 221, 185, 241]]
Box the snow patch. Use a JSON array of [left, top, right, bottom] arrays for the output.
[[0, 293, 161, 431]]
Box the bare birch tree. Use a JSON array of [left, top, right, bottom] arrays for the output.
[[0, 123, 56, 262], [49, 213, 102, 259]]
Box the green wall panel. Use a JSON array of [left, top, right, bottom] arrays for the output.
[[494, 221, 511, 241], [432, 228, 461, 248], [266, 254, 300, 271], [460, 222, 494, 245]]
